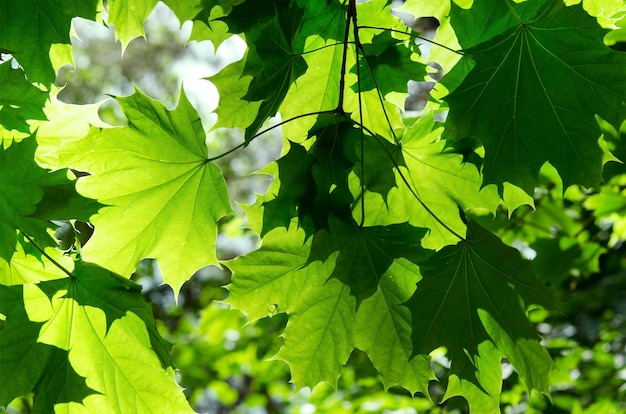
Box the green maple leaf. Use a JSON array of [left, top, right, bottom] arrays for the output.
[[0, 137, 97, 262], [448, 0, 544, 49], [210, 0, 307, 140], [0, 63, 47, 138], [241, 3, 307, 140], [278, 0, 346, 140], [309, 217, 430, 303], [444, 0, 626, 193], [255, 141, 309, 236], [227, 223, 356, 388], [54, 89, 233, 295], [406, 221, 554, 411], [0, 235, 75, 285], [209, 50, 262, 130], [340, 0, 415, 141], [354, 253, 435, 395], [218, 0, 291, 35], [106, 0, 159, 51], [255, 114, 357, 235], [353, 115, 500, 250], [29, 265, 192, 413], [0, 0, 99, 85], [352, 31, 427, 109], [0, 284, 96, 412], [186, 6, 234, 49], [49, 262, 173, 368], [229, 216, 437, 393], [210, 0, 350, 141]]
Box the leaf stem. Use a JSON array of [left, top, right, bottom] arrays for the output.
[[21, 232, 75, 278], [206, 110, 336, 162], [206, 142, 246, 162], [357, 25, 464, 56], [300, 42, 355, 55], [351, 120, 466, 241]]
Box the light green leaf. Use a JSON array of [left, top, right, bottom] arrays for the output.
[[0, 261, 187, 413], [106, 0, 159, 51], [278, 1, 346, 140], [0, 284, 95, 412], [227, 223, 356, 389], [208, 50, 262, 130], [354, 257, 435, 396], [443, 340, 503, 414], [0, 235, 74, 285], [5, 262, 191, 413], [54, 89, 233, 295], [209, 1, 308, 140], [352, 115, 500, 250], [33, 93, 110, 170]]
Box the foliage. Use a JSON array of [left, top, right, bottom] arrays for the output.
[[0, 0, 625, 413]]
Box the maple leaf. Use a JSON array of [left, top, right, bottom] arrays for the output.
[[227, 223, 356, 389], [353, 253, 435, 395], [255, 114, 357, 235], [0, 63, 47, 139], [209, 0, 307, 140], [54, 89, 233, 295], [352, 31, 427, 109], [0, 0, 99, 85], [309, 217, 430, 303], [0, 138, 98, 263], [229, 215, 436, 394], [352, 115, 500, 250], [0, 284, 96, 412], [0, 235, 75, 285], [107, 0, 159, 51], [277, 1, 346, 141], [443, 0, 626, 193], [0, 262, 189, 413], [406, 221, 554, 411]]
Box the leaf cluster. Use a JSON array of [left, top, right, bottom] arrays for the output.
[[0, 0, 625, 412]]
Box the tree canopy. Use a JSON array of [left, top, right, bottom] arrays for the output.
[[0, 0, 625, 413]]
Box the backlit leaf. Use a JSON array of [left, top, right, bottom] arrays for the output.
[[54, 89, 233, 295], [228, 223, 356, 388]]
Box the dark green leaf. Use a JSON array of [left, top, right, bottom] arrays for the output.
[[407, 221, 554, 408], [444, 1, 626, 193]]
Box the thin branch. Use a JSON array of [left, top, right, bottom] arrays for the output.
[[21, 232, 75, 278], [352, 9, 366, 227], [337, 0, 356, 112]]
